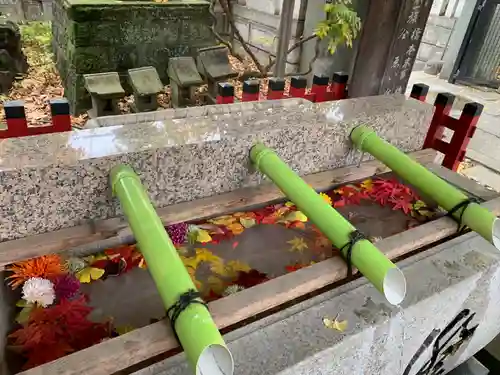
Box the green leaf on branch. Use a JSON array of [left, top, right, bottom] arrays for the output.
[[314, 0, 362, 55]]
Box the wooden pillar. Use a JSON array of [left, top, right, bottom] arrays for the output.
[[349, 0, 434, 97]]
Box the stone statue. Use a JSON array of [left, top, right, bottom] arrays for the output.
[[0, 20, 28, 93]]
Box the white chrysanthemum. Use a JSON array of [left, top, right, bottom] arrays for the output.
[[222, 284, 245, 297], [22, 277, 55, 307]]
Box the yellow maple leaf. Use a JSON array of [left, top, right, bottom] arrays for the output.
[[360, 179, 374, 191], [208, 215, 237, 226], [232, 212, 248, 218], [195, 248, 222, 263], [323, 315, 348, 332], [227, 223, 245, 235], [195, 229, 212, 243], [207, 276, 226, 294], [76, 267, 105, 283], [319, 193, 332, 205], [180, 255, 201, 271], [285, 201, 295, 208], [239, 217, 256, 228], [115, 325, 135, 335], [224, 260, 251, 277], [282, 211, 308, 223], [287, 237, 308, 253]]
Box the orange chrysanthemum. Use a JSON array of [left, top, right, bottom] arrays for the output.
[[6, 254, 64, 289]]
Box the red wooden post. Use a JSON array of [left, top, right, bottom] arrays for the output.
[[216, 83, 235, 104], [2, 100, 28, 139], [441, 102, 483, 171], [310, 74, 329, 102], [423, 93, 455, 149], [267, 77, 285, 100], [242, 80, 260, 102], [49, 98, 72, 133], [330, 72, 348, 100], [289, 76, 307, 98], [410, 83, 429, 102]]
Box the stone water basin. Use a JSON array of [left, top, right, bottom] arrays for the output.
[[2, 174, 441, 372]]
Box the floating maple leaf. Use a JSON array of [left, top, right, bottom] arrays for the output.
[[287, 237, 308, 253], [232, 270, 269, 288]]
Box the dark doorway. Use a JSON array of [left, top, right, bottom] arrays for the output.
[[451, 0, 500, 88]]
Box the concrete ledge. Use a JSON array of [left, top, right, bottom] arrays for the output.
[[0, 95, 433, 241], [132, 233, 500, 374]]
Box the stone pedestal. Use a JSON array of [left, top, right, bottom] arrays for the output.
[[51, 0, 215, 114]]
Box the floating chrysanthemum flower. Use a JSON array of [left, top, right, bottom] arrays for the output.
[[53, 274, 81, 300], [22, 277, 55, 307], [222, 284, 245, 297], [6, 255, 63, 289], [166, 223, 188, 245]]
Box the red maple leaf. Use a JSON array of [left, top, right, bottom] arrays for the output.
[[333, 198, 346, 208], [390, 196, 413, 214], [22, 342, 73, 370], [285, 263, 309, 273], [232, 270, 269, 288]]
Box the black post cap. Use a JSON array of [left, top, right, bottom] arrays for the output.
[[332, 72, 349, 84], [290, 76, 307, 89], [243, 80, 260, 94], [268, 77, 285, 91], [462, 102, 484, 117], [410, 83, 429, 97], [218, 82, 234, 97], [312, 74, 329, 86], [4, 100, 26, 119], [434, 92, 456, 107], [50, 98, 70, 116]]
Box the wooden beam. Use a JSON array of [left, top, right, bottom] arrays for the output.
[[0, 149, 437, 268], [21, 195, 500, 375]]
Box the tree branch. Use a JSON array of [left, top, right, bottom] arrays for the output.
[[264, 34, 318, 72], [208, 0, 244, 61], [218, 0, 266, 74]]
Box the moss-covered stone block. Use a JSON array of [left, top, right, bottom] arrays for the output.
[[52, 0, 215, 114]]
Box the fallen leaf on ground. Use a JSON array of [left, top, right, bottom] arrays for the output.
[[323, 315, 348, 332]]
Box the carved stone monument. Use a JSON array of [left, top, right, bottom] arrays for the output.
[[0, 20, 28, 93], [51, 0, 215, 114]]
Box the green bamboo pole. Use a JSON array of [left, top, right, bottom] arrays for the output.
[[250, 143, 406, 305], [351, 125, 500, 249], [110, 165, 233, 375]]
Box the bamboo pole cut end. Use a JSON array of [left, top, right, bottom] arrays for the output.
[[197, 344, 234, 375], [383, 267, 406, 306]]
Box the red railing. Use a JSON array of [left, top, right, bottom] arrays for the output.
[[410, 83, 483, 171], [1, 99, 72, 140], [216, 73, 349, 104]]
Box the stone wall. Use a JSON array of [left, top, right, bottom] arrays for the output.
[[51, 0, 215, 114], [0, 0, 51, 21], [414, 14, 457, 71], [233, 0, 303, 74]]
